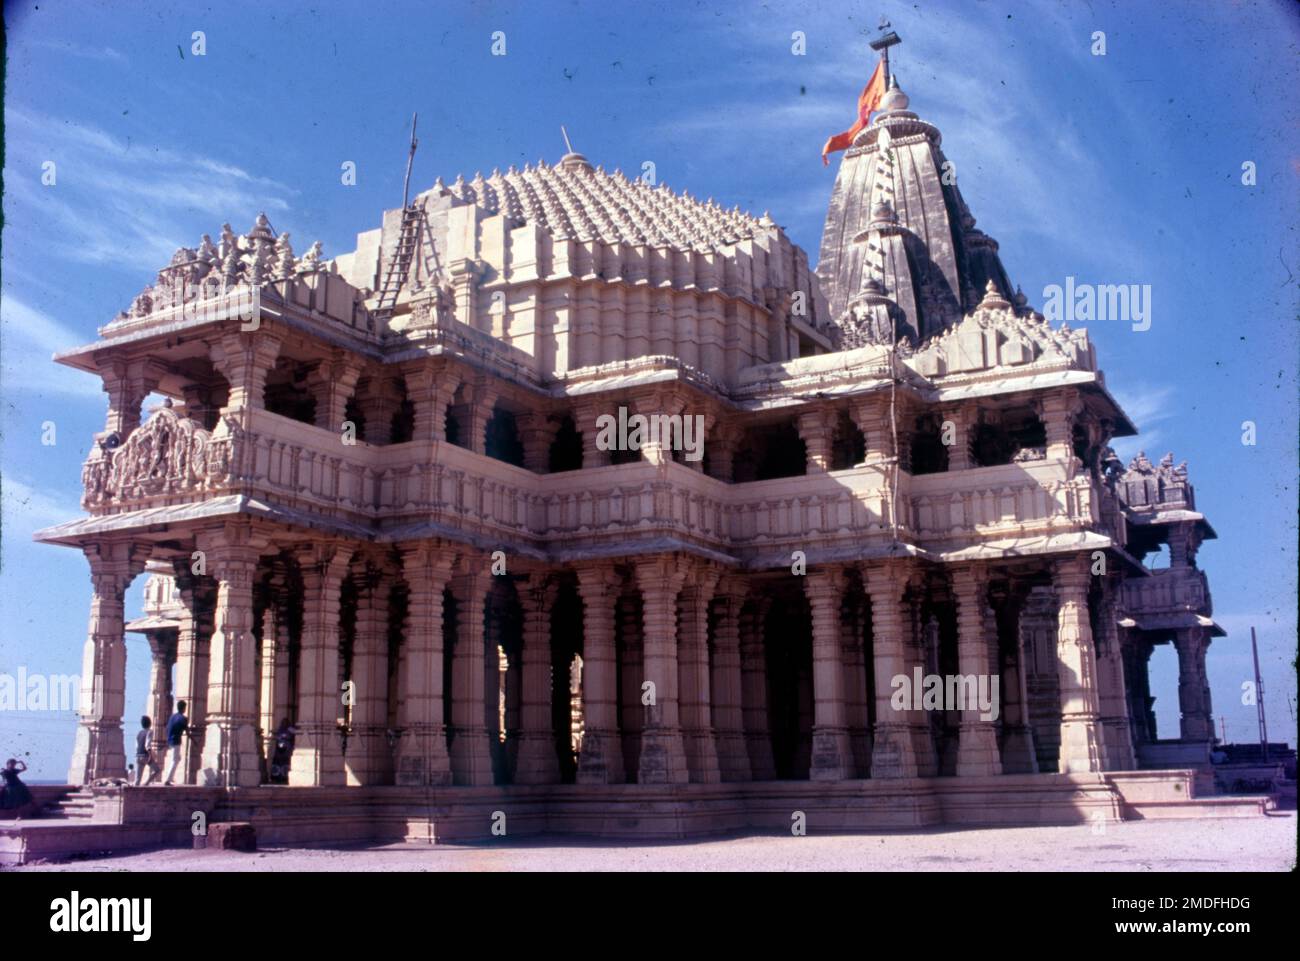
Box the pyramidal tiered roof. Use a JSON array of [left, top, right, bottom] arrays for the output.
[[422, 152, 775, 251]]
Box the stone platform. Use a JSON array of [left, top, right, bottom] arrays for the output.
[[0, 770, 1276, 866]]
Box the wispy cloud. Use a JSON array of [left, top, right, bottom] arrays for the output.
[[0, 296, 106, 399], [26, 39, 128, 64], [2, 107, 297, 274], [1109, 382, 1175, 459], [0, 474, 81, 539]]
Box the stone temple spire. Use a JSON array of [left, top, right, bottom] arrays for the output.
[[817, 31, 1015, 347]]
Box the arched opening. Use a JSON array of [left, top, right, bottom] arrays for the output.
[[385, 580, 408, 733], [343, 395, 367, 443], [733, 420, 807, 482], [839, 569, 874, 777], [919, 586, 960, 776], [971, 406, 1047, 467], [615, 588, 643, 782], [485, 406, 525, 467], [550, 580, 585, 783], [390, 392, 415, 444], [337, 577, 359, 734], [1147, 637, 1180, 742], [485, 578, 523, 784], [263, 358, 317, 425], [1019, 583, 1063, 772], [441, 588, 458, 747], [830, 409, 866, 470], [910, 413, 948, 475], [548, 415, 583, 472], [763, 583, 813, 780]]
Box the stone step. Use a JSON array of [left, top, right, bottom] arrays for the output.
[[1124, 794, 1276, 820], [40, 790, 96, 820]]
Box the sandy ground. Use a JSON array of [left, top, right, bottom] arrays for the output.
[[11, 813, 1296, 871]]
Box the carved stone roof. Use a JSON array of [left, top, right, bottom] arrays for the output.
[[115, 215, 330, 322], [425, 159, 774, 251], [905, 281, 1095, 379], [817, 80, 1015, 346]]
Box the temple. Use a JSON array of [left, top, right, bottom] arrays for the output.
[[19, 34, 1265, 855]]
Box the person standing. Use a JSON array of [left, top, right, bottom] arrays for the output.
[[162, 700, 189, 785], [134, 716, 160, 786], [0, 759, 35, 818]]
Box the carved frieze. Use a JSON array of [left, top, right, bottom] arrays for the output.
[[82, 406, 233, 508]]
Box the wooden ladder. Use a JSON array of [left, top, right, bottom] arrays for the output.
[[374, 203, 424, 315]]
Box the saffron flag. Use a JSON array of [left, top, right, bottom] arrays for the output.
[[821, 61, 887, 166]]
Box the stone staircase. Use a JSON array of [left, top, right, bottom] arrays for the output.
[[40, 789, 96, 821]]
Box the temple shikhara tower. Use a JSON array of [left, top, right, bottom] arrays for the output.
[[28, 29, 1258, 851]]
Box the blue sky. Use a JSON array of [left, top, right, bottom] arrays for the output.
[[2, 0, 1297, 779]]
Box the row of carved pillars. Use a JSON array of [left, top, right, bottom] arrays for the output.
[[75, 535, 1175, 787]]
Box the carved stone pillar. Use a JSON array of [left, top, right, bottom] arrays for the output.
[[404, 365, 461, 443], [517, 411, 560, 474], [951, 565, 1002, 777], [940, 405, 972, 470], [289, 544, 353, 786], [740, 595, 776, 780], [346, 564, 392, 785], [629, 390, 681, 466], [198, 529, 267, 787], [514, 577, 561, 784], [573, 401, 613, 468], [864, 563, 919, 779], [1054, 556, 1108, 773], [804, 568, 853, 780], [1041, 388, 1081, 465], [1096, 585, 1137, 769], [575, 563, 624, 783], [462, 381, 500, 456], [145, 632, 177, 761], [634, 556, 689, 783], [307, 354, 363, 433], [100, 357, 163, 438], [394, 545, 455, 785], [357, 377, 403, 446], [706, 422, 742, 482], [796, 408, 835, 474], [171, 564, 215, 785], [1174, 627, 1214, 743], [450, 564, 494, 785], [678, 568, 721, 783], [68, 543, 149, 784], [209, 330, 282, 413], [711, 577, 751, 781]]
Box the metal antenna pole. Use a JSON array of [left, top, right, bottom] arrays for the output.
[[1251, 627, 1268, 761], [402, 112, 419, 210]]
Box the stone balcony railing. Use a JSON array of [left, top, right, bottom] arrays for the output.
[[80, 407, 1109, 562], [1122, 567, 1212, 616]]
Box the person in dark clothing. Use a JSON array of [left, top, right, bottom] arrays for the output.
[[134, 715, 160, 786], [0, 758, 34, 818], [270, 719, 296, 784], [162, 700, 189, 785]]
